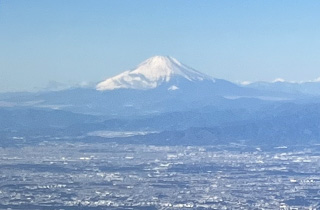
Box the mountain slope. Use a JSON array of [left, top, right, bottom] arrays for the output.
[[96, 56, 215, 91]]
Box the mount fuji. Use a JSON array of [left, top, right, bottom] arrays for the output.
[[96, 56, 215, 91]]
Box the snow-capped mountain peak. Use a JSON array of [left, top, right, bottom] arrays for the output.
[[96, 56, 214, 91]]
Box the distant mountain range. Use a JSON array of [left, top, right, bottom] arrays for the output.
[[1, 56, 320, 146], [243, 80, 320, 96]]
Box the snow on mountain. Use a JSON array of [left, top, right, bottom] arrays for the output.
[[242, 77, 320, 96], [168, 85, 179, 91], [96, 56, 215, 91], [272, 78, 286, 83]]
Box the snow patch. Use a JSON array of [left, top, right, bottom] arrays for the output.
[[313, 77, 320, 82], [168, 85, 179, 91], [272, 78, 285, 83], [240, 81, 252, 85]]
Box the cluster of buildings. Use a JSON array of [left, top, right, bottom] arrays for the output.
[[0, 141, 320, 209]]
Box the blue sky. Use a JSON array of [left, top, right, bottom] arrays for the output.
[[1, 0, 320, 92]]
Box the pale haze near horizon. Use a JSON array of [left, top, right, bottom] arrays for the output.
[[0, 0, 320, 92]]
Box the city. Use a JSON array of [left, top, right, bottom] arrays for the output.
[[1, 138, 320, 209]]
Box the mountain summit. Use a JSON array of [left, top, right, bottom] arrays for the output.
[[96, 56, 215, 91]]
